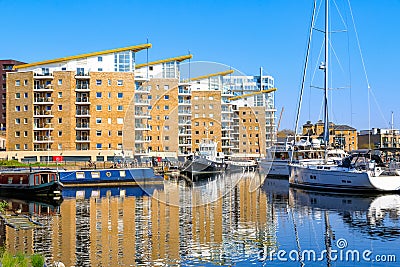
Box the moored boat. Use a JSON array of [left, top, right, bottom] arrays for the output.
[[58, 167, 163, 186], [0, 168, 62, 199], [180, 139, 226, 176]]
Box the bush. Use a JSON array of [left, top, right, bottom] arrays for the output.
[[30, 253, 45, 267]]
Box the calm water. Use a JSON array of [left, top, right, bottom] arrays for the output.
[[1, 171, 400, 266]]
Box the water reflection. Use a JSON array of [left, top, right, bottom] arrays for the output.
[[0, 174, 400, 266]]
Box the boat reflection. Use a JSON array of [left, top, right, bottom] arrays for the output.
[[289, 187, 400, 240]]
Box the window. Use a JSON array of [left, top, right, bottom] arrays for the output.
[[96, 105, 102, 111], [24, 92, 28, 98], [117, 143, 123, 149], [164, 115, 169, 120], [15, 106, 20, 112], [209, 104, 213, 109], [108, 92, 111, 98], [117, 80, 123, 86], [195, 122, 199, 126], [117, 92, 123, 98], [194, 105, 199, 110], [15, 131, 20, 137], [96, 79, 102, 85], [209, 114, 214, 118], [164, 136, 169, 141], [98, 56, 103, 62], [108, 131, 111, 136], [108, 105, 111, 111], [24, 144, 28, 150], [58, 144, 62, 149], [58, 92, 62, 98], [61, 67, 66, 71], [58, 118, 62, 124], [117, 131, 123, 136], [15, 144, 20, 150], [164, 95, 169, 100], [194, 96, 199, 100], [117, 105, 123, 111], [15, 118, 20, 124], [58, 105, 62, 111], [96, 130, 102, 136], [24, 80, 28, 86], [23, 118, 28, 124], [164, 85, 169, 90], [164, 105, 169, 110], [96, 92, 102, 99], [108, 79, 111, 86], [117, 118, 123, 124], [58, 79, 62, 85], [209, 96, 214, 100], [164, 126, 170, 130], [15, 93, 20, 99], [108, 118, 111, 124], [98, 68, 103, 71], [58, 131, 62, 137], [114, 51, 133, 72], [96, 143, 102, 149], [15, 80, 20, 86], [96, 118, 102, 124]]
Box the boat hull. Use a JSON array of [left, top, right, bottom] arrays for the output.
[[181, 157, 225, 176], [289, 164, 400, 192], [59, 168, 163, 186], [0, 180, 63, 199]]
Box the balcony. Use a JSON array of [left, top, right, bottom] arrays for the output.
[[135, 86, 150, 94], [134, 99, 150, 105], [76, 110, 91, 117], [33, 111, 54, 118], [178, 88, 191, 95], [33, 136, 54, 143], [34, 124, 54, 130], [75, 72, 90, 79], [75, 84, 90, 92], [75, 123, 90, 130], [134, 111, 150, 118], [34, 97, 54, 104], [75, 97, 91, 105], [34, 84, 54, 92], [34, 72, 53, 79], [76, 136, 90, 142], [178, 109, 191, 115], [178, 99, 191, 105], [178, 120, 191, 126], [135, 123, 151, 130], [178, 130, 192, 136]]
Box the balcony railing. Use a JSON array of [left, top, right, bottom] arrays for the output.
[[34, 84, 53, 91], [76, 110, 90, 116], [75, 72, 90, 77], [134, 99, 150, 105], [34, 97, 53, 103], [76, 84, 90, 90], [178, 100, 191, 105], [33, 136, 53, 142], [76, 97, 90, 103], [135, 86, 150, 93], [76, 123, 90, 128], [76, 136, 90, 141], [34, 72, 53, 78], [34, 111, 54, 117]]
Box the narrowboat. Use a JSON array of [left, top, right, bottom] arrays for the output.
[[58, 167, 163, 187], [0, 168, 63, 198]]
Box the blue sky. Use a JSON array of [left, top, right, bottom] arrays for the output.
[[1, 0, 400, 131]]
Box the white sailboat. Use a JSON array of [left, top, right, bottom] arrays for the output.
[[288, 0, 400, 192]]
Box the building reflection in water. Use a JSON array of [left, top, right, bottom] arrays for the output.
[[4, 174, 400, 266]]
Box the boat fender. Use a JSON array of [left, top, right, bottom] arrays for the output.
[[106, 172, 111, 177]]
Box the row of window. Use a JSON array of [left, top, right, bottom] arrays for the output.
[[14, 143, 125, 150], [96, 105, 124, 111], [96, 79, 124, 86], [96, 92, 123, 98]]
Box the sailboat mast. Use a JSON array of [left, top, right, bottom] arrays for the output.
[[323, 0, 330, 148]]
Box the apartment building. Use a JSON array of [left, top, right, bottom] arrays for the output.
[[135, 59, 276, 158], [0, 59, 25, 130], [358, 128, 400, 149], [302, 120, 358, 151], [6, 44, 150, 160]]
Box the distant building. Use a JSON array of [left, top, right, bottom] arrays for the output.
[[358, 128, 400, 149], [0, 59, 25, 130], [302, 120, 357, 151]]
